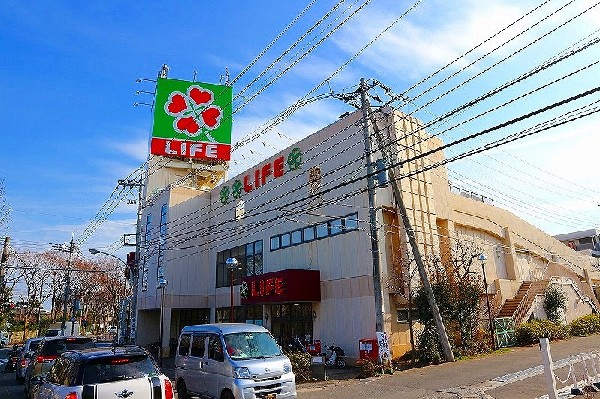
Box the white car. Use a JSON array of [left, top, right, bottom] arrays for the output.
[[30, 346, 174, 399]]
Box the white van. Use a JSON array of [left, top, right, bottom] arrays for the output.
[[175, 323, 297, 399]]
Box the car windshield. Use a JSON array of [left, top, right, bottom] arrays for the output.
[[82, 355, 159, 384], [224, 332, 282, 360], [41, 338, 95, 355]]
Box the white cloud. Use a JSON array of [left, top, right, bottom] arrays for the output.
[[331, 0, 527, 81]]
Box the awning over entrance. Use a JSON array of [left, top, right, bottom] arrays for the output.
[[240, 269, 321, 304]]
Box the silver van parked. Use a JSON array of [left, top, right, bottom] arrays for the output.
[[175, 323, 296, 399]]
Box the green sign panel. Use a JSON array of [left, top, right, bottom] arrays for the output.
[[150, 78, 232, 161]]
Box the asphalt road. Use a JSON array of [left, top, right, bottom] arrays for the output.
[[0, 347, 25, 399]]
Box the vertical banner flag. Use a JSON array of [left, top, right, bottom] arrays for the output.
[[151, 78, 232, 161]]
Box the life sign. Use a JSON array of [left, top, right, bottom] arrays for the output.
[[220, 147, 302, 204], [240, 269, 321, 305], [151, 78, 232, 162]]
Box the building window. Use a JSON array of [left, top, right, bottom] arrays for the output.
[[270, 236, 280, 251], [217, 305, 264, 325], [316, 223, 328, 238], [280, 233, 291, 248], [330, 219, 343, 235], [269, 212, 360, 251], [303, 226, 315, 241], [345, 213, 359, 230], [291, 230, 302, 245], [216, 240, 263, 288], [216, 307, 244, 323], [178, 309, 210, 334], [397, 308, 414, 323]]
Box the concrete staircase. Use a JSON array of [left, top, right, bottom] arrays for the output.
[[496, 281, 532, 319]]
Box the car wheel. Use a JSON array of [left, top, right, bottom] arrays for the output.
[[176, 379, 189, 399]]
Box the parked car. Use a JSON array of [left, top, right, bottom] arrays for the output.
[[29, 346, 174, 399], [16, 337, 43, 384], [175, 323, 296, 399], [24, 336, 94, 397], [4, 345, 21, 373], [0, 331, 10, 347]]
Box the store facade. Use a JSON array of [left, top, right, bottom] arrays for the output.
[[135, 109, 600, 360]]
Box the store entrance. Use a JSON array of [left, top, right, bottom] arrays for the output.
[[269, 303, 313, 350]]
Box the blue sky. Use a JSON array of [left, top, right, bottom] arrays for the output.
[[1, 0, 600, 263]]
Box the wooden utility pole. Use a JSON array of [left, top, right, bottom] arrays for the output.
[[361, 84, 455, 362]]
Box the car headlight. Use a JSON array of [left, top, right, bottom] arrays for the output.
[[233, 366, 252, 379], [283, 362, 292, 374]]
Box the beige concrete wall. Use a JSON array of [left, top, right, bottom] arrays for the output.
[[136, 108, 599, 357]]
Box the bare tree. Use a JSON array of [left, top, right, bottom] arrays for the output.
[[70, 257, 127, 334], [388, 236, 487, 362]]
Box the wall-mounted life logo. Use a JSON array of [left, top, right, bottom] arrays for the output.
[[376, 331, 391, 362], [150, 77, 233, 161]]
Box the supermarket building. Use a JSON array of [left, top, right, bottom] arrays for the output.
[[135, 109, 600, 359]]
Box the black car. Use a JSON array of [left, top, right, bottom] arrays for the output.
[[16, 337, 43, 384], [30, 346, 174, 399], [4, 345, 21, 373]]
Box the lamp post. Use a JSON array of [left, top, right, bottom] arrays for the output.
[[226, 258, 239, 322], [157, 276, 168, 367], [89, 248, 129, 343], [478, 253, 496, 350]]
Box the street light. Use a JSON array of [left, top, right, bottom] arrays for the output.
[[226, 258, 239, 322], [478, 253, 496, 350], [89, 248, 129, 343], [157, 276, 168, 367]]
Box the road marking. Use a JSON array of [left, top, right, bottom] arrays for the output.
[[439, 356, 577, 398]]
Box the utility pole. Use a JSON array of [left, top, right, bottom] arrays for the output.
[[359, 79, 386, 334], [118, 178, 144, 343], [59, 238, 76, 331], [1, 237, 10, 327], [1, 236, 9, 289], [362, 88, 455, 362]]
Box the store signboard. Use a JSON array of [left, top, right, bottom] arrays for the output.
[[240, 269, 320, 304], [219, 147, 302, 204], [151, 78, 232, 161]]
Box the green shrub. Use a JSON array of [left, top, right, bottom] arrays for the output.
[[416, 325, 445, 364], [544, 285, 567, 323], [285, 351, 312, 383], [569, 314, 600, 337], [356, 358, 381, 378], [515, 319, 569, 345]]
